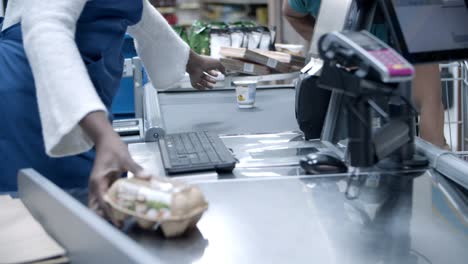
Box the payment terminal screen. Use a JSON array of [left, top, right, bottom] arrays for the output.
[[392, 0, 468, 53], [343, 31, 387, 51]]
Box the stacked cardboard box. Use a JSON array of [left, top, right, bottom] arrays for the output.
[[251, 49, 306, 68], [220, 58, 271, 76], [219, 47, 305, 75]]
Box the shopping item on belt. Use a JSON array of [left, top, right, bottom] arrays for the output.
[[104, 177, 208, 237]]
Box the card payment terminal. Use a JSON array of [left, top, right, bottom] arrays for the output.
[[319, 30, 414, 83]]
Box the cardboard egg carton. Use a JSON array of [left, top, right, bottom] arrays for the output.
[[104, 178, 208, 238]]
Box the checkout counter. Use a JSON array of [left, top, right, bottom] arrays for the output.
[[17, 81, 468, 264], [18, 115, 468, 264], [13, 0, 468, 263]]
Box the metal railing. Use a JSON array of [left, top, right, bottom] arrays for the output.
[[440, 62, 467, 152]]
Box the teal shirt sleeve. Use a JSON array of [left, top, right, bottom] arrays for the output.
[[287, 0, 388, 43], [288, 0, 321, 17]]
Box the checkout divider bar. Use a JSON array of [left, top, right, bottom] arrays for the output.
[[143, 83, 166, 142], [18, 169, 160, 264], [416, 138, 468, 190]]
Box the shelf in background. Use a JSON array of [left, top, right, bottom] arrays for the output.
[[178, 2, 201, 9], [157, 7, 176, 14]]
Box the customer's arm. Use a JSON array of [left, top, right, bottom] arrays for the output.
[[282, 0, 315, 42], [413, 64, 446, 148]]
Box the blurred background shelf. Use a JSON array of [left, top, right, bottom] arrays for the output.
[[157, 7, 177, 14], [178, 2, 201, 9]]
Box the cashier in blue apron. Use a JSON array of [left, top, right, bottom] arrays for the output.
[[283, 0, 448, 149], [0, 0, 224, 218]]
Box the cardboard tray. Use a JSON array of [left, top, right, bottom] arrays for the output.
[[104, 178, 208, 238]]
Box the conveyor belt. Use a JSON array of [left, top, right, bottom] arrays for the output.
[[159, 88, 299, 135]]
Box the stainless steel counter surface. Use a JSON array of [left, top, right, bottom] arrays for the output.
[[128, 132, 335, 181], [124, 170, 468, 264], [158, 88, 299, 135]]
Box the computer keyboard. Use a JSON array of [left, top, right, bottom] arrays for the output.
[[159, 131, 236, 174]]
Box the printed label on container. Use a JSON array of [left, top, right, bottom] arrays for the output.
[[243, 63, 254, 73], [266, 58, 278, 68], [235, 84, 256, 106]]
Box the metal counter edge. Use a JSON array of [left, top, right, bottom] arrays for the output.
[[18, 169, 160, 264]]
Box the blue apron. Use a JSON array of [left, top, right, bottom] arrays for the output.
[[0, 0, 143, 192]]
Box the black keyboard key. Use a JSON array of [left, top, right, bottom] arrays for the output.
[[206, 150, 220, 163], [174, 135, 186, 154], [182, 133, 195, 153], [198, 153, 211, 164], [188, 153, 201, 164], [166, 144, 179, 160], [218, 149, 233, 162], [169, 157, 186, 167], [189, 133, 203, 151], [197, 132, 211, 146]]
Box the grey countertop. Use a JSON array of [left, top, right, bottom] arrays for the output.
[[14, 84, 468, 264], [158, 88, 299, 135], [124, 171, 468, 264], [122, 87, 468, 263]]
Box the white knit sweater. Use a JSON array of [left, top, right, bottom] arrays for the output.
[[2, 0, 190, 157]]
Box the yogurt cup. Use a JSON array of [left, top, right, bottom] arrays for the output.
[[233, 80, 257, 108]]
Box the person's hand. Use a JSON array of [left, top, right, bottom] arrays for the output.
[[80, 111, 151, 226], [88, 132, 150, 226], [186, 50, 226, 90]]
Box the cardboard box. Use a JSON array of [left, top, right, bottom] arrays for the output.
[[220, 47, 292, 73], [220, 57, 271, 76], [251, 49, 306, 68]]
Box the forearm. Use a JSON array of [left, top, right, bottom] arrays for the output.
[[186, 50, 198, 75], [22, 0, 108, 157], [128, 0, 190, 89], [413, 64, 445, 147], [413, 64, 441, 109], [79, 111, 116, 144], [285, 15, 315, 42]]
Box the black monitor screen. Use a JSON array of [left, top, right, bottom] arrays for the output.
[[385, 0, 468, 63]]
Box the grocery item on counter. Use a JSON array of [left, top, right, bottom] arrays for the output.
[[172, 25, 189, 44], [219, 47, 291, 73], [274, 43, 305, 56], [251, 49, 306, 69], [104, 177, 208, 238], [187, 20, 211, 55], [184, 20, 274, 57], [209, 22, 231, 59], [220, 57, 271, 76], [234, 80, 257, 108]]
